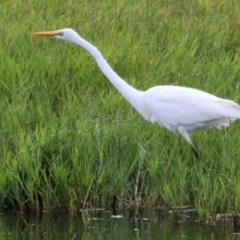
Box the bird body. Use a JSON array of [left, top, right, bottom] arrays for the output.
[[34, 28, 240, 158], [143, 86, 240, 141]]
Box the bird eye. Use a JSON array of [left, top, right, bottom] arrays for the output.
[[57, 32, 64, 36]]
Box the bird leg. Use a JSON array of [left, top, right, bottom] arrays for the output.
[[177, 128, 199, 159], [190, 145, 207, 173], [190, 145, 199, 159]]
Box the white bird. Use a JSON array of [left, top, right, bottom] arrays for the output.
[[34, 28, 240, 158]]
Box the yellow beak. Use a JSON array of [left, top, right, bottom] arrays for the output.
[[33, 31, 59, 37]]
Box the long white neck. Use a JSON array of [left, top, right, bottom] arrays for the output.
[[71, 34, 150, 119]]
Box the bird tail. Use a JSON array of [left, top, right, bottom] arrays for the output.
[[211, 99, 240, 128]]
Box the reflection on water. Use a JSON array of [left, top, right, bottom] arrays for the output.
[[0, 208, 237, 240]]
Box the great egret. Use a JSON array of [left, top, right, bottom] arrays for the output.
[[34, 28, 240, 158]]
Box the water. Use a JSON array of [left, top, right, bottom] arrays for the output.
[[0, 208, 238, 240]]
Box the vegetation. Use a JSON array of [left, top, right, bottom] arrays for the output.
[[1, 0, 240, 219]]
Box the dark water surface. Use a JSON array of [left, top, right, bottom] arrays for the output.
[[0, 208, 238, 239]]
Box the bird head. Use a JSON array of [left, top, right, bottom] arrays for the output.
[[33, 28, 79, 43]]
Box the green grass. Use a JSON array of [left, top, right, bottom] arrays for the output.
[[1, 0, 240, 219]]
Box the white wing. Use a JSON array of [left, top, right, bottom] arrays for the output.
[[144, 85, 240, 133]]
